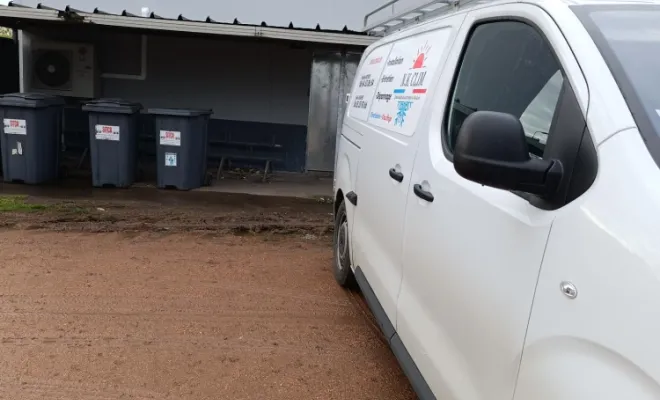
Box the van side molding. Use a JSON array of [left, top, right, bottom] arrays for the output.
[[354, 267, 436, 400]]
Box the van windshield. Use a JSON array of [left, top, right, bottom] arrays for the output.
[[573, 5, 660, 163]]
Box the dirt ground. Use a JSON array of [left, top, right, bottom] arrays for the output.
[[0, 182, 335, 235], [0, 188, 416, 400]]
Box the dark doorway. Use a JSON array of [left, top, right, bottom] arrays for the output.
[[0, 33, 19, 94]]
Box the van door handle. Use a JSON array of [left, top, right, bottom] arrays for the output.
[[413, 184, 434, 202], [389, 168, 404, 182]]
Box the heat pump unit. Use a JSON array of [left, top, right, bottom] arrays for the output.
[[29, 40, 97, 98]]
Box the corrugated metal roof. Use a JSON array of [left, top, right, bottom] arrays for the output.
[[6, 1, 364, 35], [0, 2, 376, 46], [7, 0, 389, 32]]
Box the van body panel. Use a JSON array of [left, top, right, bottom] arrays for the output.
[[515, 129, 660, 400], [347, 15, 466, 331], [332, 1, 660, 399]]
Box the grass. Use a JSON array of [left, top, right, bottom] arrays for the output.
[[0, 195, 47, 212]]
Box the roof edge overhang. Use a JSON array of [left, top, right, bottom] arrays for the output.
[[0, 5, 377, 47]]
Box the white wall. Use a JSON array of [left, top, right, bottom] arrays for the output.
[[101, 34, 313, 126]]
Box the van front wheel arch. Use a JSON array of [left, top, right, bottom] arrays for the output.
[[333, 201, 356, 289]]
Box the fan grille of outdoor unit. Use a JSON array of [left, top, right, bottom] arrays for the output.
[[33, 50, 73, 89]]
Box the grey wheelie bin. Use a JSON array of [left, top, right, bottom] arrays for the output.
[[147, 108, 212, 190], [82, 99, 142, 188], [0, 93, 65, 184]]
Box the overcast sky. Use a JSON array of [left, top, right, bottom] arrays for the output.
[[5, 0, 422, 31]]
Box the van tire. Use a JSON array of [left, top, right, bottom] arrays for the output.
[[333, 201, 357, 289]]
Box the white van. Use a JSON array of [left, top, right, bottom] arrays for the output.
[[332, 0, 660, 399]]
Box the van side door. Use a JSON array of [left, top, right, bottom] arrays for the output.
[[350, 16, 466, 337], [396, 4, 590, 399]]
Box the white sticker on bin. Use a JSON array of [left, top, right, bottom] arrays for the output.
[[95, 125, 120, 141], [160, 130, 181, 147], [165, 152, 177, 167], [3, 119, 27, 135]]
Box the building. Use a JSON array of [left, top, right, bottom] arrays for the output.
[[0, 0, 380, 181]]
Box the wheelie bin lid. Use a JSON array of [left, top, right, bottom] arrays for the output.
[[0, 92, 65, 108], [82, 98, 143, 114], [146, 108, 213, 117]]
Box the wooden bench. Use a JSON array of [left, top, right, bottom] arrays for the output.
[[209, 140, 284, 182]]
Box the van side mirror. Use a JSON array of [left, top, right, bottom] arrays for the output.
[[453, 111, 563, 197]]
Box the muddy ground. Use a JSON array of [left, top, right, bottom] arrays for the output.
[[0, 182, 335, 235], [0, 187, 415, 400]]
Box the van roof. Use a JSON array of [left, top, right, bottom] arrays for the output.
[[564, 0, 658, 3], [364, 0, 660, 36]]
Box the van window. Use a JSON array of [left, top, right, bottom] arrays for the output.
[[445, 21, 563, 158], [572, 5, 660, 168], [367, 27, 454, 136], [349, 43, 393, 122]]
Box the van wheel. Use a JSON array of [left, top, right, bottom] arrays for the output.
[[333, 201, 356, 289]]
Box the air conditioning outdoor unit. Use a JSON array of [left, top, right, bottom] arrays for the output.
[[28, 39, 97, 98]]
